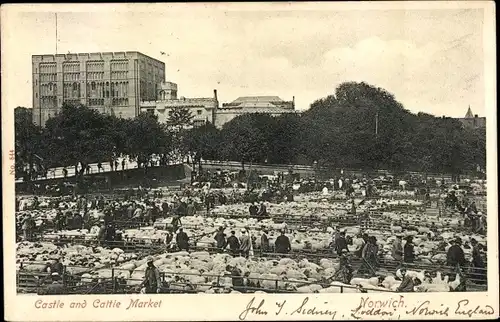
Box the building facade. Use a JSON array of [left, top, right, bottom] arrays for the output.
[[140, 82, 218, 127], [456, 106, 486, 129], [213, 96, 297, 128], [32, 51, 165, 126]]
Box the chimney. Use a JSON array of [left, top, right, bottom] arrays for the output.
[[474, 114, 478, 118], [214, 89, 218, 102], [292, 96, 295, 109]]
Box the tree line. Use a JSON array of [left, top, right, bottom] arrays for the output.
[[15, 82, 486, 181]]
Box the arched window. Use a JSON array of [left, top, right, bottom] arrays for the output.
[[73, 82, 78, 91], [91, 82, 96, 90]]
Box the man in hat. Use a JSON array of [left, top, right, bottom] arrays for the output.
[[22, 214, 36, 241], [214, 226, 227, 253], [397, 267, 415, 292], [176, 228, 189, 251], [141, 257, 162, 294], [336, 248, 353, 284], [275, 230, 291, 255], [447, 237, 466, 268], [392, 234, 404, 262], [239, 230, 251, 258], [50, 256, 64, 275], [257, 202, 268, 220], [335, 231, 349, 256], [226, 231, 240, 257], [260, 229, 270, 255], [248, 202, 258, 218], [403, 236, 415, 263], [97, 219, 107, 246], [44, 272, 66, 295]]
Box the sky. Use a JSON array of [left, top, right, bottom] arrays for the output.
[[1, 3, 489, 117]]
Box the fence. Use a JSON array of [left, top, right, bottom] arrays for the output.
[[17, 253, 487, 295]]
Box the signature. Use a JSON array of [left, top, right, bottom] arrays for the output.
[[238, 297, 268, 321], [351, 296, 404, 319], [455, 299, 495, 317], [406, 300, 450, 317], [290, 297, 337, 320]]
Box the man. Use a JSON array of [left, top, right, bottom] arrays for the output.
[[50, 256, 64, 275], [336, 249, 353, 284], [97, 162, 103, 173], [121, 159, 126, 171], [164, 228, 174, 251], [214, 227, 227, 252], [226, 231, 240, 256], [239, 230, 251, 258], [72, 212, 83, 230], [151, 204, 159, 225], [63, 168, 68, 178], [54, 209, 65, 232], [44, 273, 66, 295], [392, 234, 404, 262], [22, 214, 36, 241], [397, 267, 415, 292], [226, 265, 244, 291], [176, 228, 189, 251], [133, 204, 143, 221], [360, 236, 378, 275], [248, 202, 258, 217], [256, 202, 268, 219], [447, 237, 466, 268], [355, 233, 369, 258], [141, 257, 162, 294], [335, 231, 349, 256], [97, 220, 107, 246], [110, 160, 114, 171], [275, 230, 291, 254], [403, 236, 415, 263], [260, 229, 270, 254], [114, 160, 119, 171]]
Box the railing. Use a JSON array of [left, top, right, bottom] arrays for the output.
[[17, 255, 487, 295]]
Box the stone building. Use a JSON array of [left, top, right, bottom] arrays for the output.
[[213, 96, 297, 128], [456, 106, 486, 129], [140, 82, 218, 127], [32, 51, 165, 126]]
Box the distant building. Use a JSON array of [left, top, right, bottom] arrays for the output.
[[456, 106, 486, 129], [140, 82, 218, 127], [214, 96, 297, 128], [32, 51, 165, 126]]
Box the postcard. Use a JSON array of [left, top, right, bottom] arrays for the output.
[[2, 2, 498, 321]]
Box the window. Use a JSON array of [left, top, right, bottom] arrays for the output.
[[35, 93, 38, 98], [73, 82, 78, 91], [197, 110, 202, 115], [35, 80, 38, 86], [106, 90, 109, 98], [91, 82, 96, 90]]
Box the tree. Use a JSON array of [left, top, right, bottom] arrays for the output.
[[183, 123, 221, 171], [124, 112, 172, 168], [220, 113, 274, 169], [44, 102, 117, 176], [14, 107, 43, 180], [167, 106, 194, 130]]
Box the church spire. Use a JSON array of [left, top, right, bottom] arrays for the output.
[[465, 105, 474, 118]]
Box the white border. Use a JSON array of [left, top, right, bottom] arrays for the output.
[[2, 2, 498, 321]]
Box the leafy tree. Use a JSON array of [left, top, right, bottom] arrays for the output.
[[220, 113, 274, 169], [183, 123, 221, 171], [43, 102, 117, 176], [124, 112, 172, 168], [167, 106, 194, 130], [14, 107, 44, 180]]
